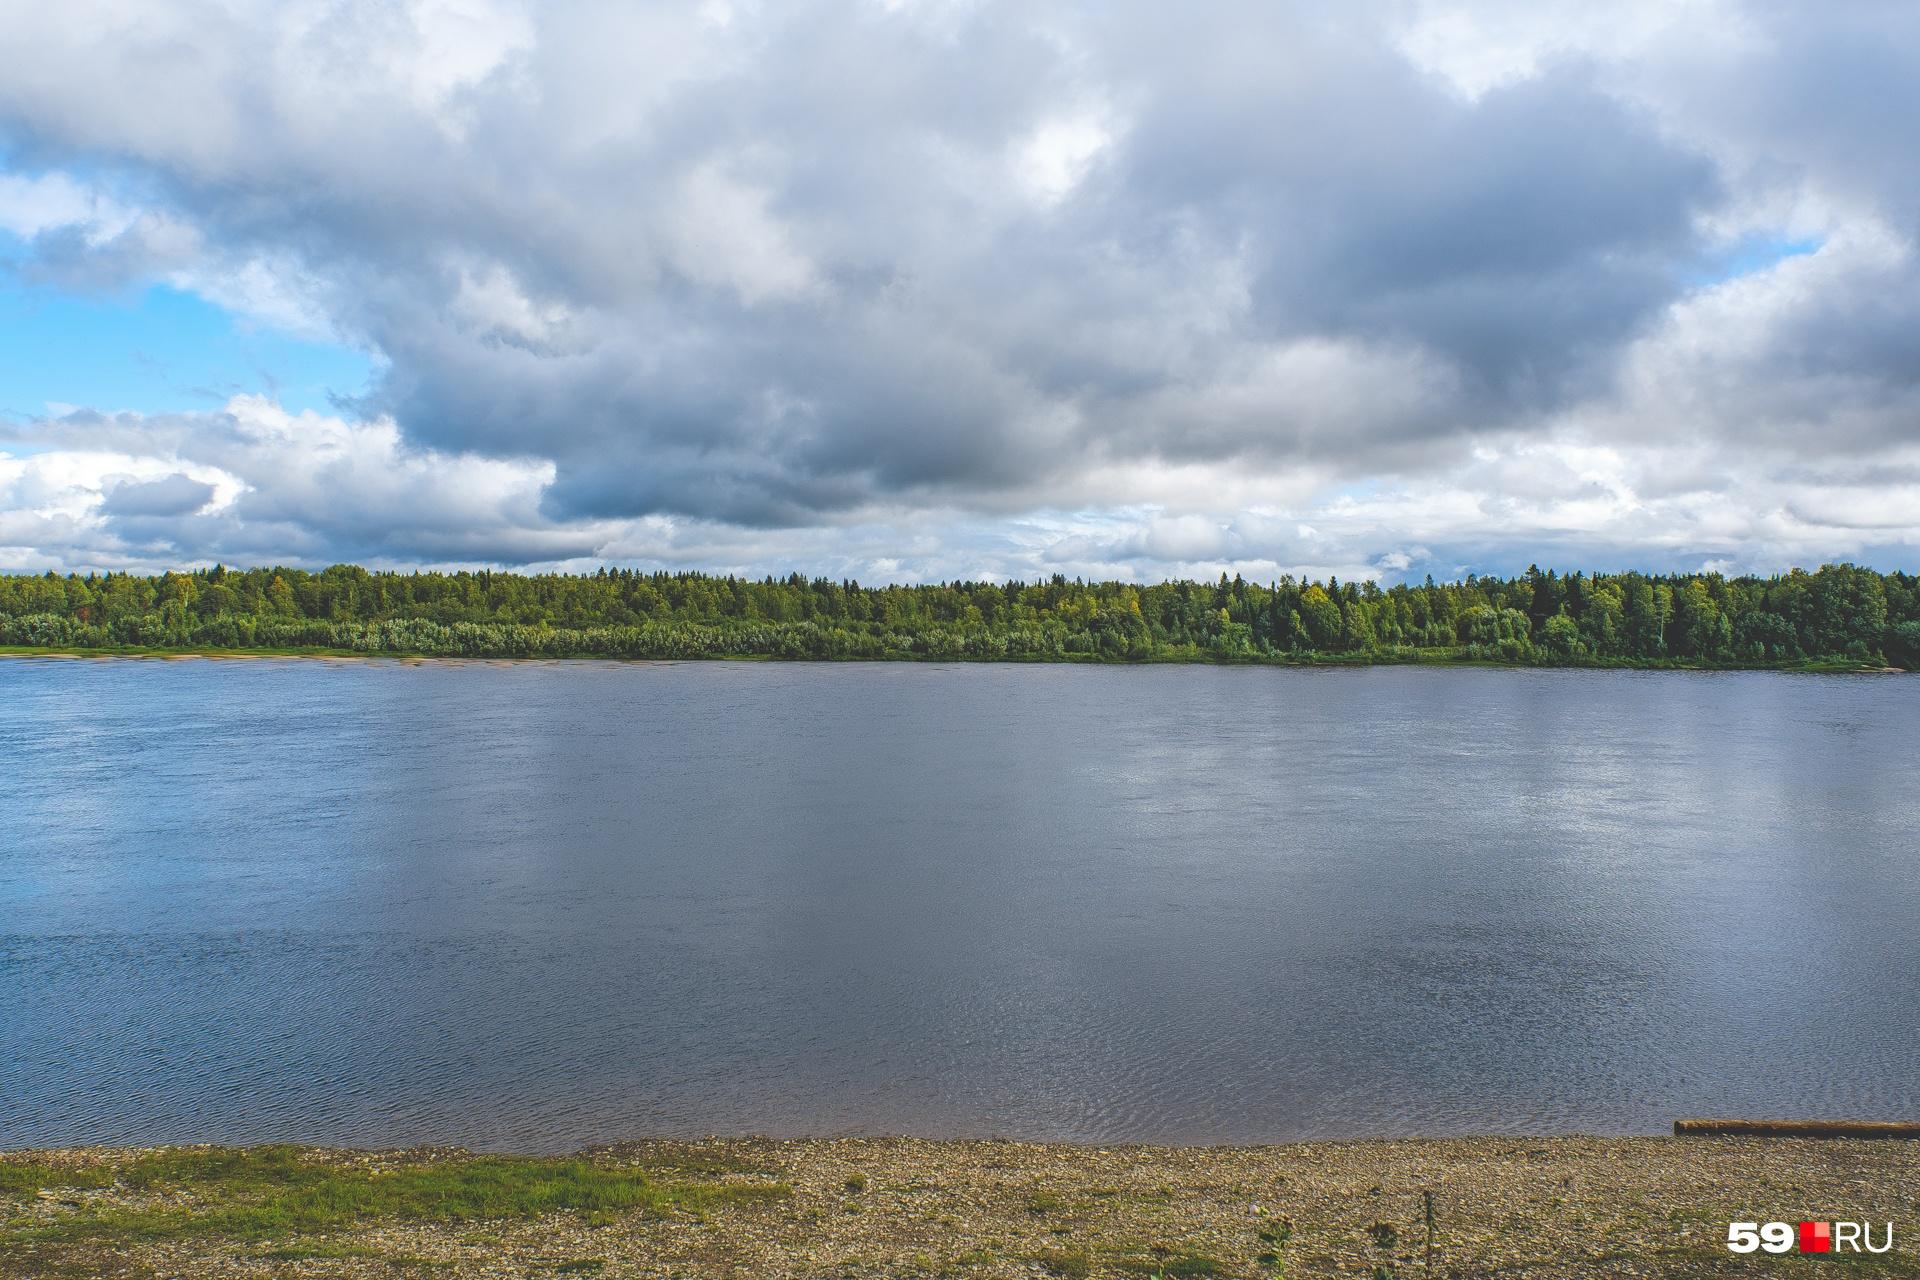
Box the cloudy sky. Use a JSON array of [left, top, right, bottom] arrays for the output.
[[1, 0, 1916, 584]]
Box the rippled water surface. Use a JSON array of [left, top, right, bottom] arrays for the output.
[[3, 659, 1917, 1150]]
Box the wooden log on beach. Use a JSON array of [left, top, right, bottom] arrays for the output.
[[1674, 1118, 1920, 1139]]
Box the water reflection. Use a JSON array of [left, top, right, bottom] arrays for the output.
[[2, 660, 1915, 1150]]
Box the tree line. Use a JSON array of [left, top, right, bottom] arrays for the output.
[[0, 562, 1914, 668]]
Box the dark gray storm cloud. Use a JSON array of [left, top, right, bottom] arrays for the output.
[[0, 0, 1917, 577], [100, 472, 214, 517]]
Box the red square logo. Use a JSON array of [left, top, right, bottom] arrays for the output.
[[1800, 1221, 1832, 1254]]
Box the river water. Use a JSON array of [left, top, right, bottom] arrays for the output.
[[2, 659, 1915, 1150]]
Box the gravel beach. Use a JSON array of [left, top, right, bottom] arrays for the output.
[[4, 1135, 1917, 1278]]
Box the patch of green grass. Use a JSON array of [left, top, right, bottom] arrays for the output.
[[1032, 1246, 1091, 1278], [1119, 1253, 1221, 1277], [844, 1172, 868, 1194], [551, 1260, 605, 1275], [2, 1146, 789, 1248], [1025, 1191, 1067, 1217], [1166, 1259, 1222, 1279], [0, 1160, 113, 1195], [116, 1145, 312, 1192]]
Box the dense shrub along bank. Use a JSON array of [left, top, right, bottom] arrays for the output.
[[1, 562, 1915, 666]]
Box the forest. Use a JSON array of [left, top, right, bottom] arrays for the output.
[[0, 562, 1914, 669]]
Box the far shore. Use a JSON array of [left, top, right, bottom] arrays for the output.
[[0, 644, 1902, 675], [4, 1134, 1916, 1278]]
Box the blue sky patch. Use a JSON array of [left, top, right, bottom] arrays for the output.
[[0, 274, 376, 424], [1687, 232, 1822, 286]]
